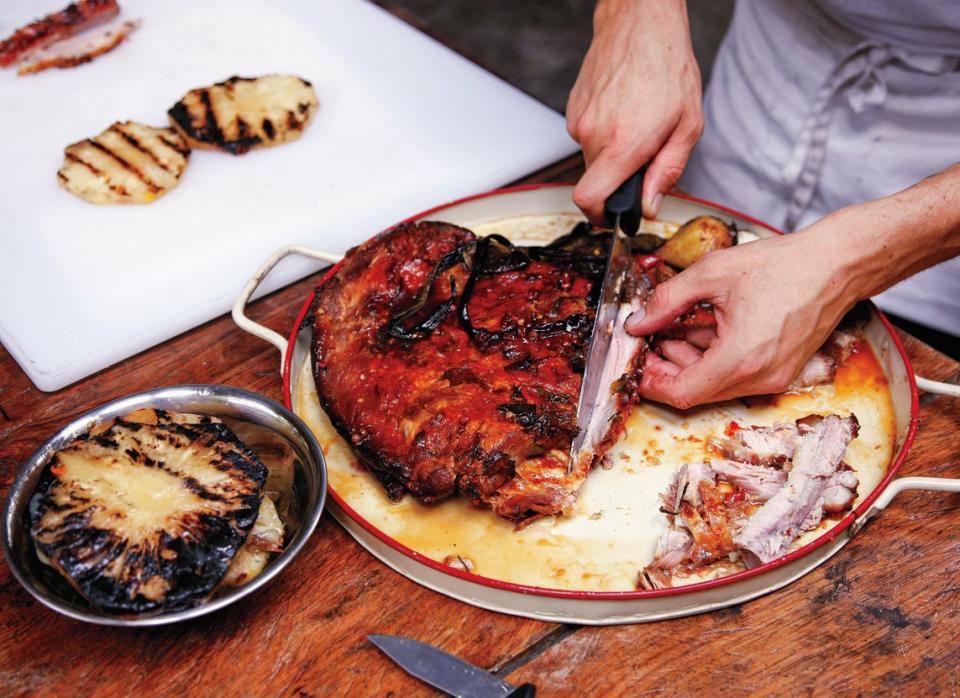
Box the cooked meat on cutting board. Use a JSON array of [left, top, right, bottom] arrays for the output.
[[168, 75, 318, 155], [0, 0, 119, 68], [57, 121, 191, 204], [16, 17, 139, 76], [311, 221, 666, 522]]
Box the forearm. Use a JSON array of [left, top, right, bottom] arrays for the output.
[[809, 164, 960, 303]]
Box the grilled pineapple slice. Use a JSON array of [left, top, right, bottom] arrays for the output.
[[57, 121, 190, 204], [168, 74, 318, 155], [29, 409, 267, 615]]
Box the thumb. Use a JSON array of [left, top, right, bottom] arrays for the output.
[[574, 144, 655, 226], [641, 125, 698, 219], [625, 272, 709, 336]]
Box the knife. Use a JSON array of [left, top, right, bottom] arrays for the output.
[[569, 167, 646, 471], [369, 634, 535, 697]]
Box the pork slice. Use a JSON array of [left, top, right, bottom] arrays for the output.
[[649, 526, 693, 570], [712, 422, 802, 467], [822, 469, 860, 514], [661, 461, 715, 513], [788, 328, 863, 391], [790, 352, 837, 391], [823, 329, 861, 364], [709, 458, 787, 501], [16, 17, 138, 75], [0, 0, 119, 68], [734, 414, 859, 564], [573, 264, 660, 471]]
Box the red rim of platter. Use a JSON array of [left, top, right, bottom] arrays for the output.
[[282, 182, 920, 600]]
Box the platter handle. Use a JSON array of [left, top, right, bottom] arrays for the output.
[[232, 244, 343, 373], [916, 375, 960, 398], [849, 476, 960, 537]]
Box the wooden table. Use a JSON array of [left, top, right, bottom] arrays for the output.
[[2, 151, 959, 696]]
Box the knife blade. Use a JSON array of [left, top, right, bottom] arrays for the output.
[[369, 634, 535, 697], [569, 168, 645, 471]]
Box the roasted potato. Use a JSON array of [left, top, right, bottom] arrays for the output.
[[660, 215, 735, 269]]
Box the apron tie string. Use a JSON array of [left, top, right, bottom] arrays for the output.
[[780, 43, 960, 230]]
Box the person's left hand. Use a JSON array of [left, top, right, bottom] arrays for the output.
[[625, 218, 856, 408]]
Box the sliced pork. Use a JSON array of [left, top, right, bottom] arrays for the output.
[[642, 413, 860, 588], [0, 0, 119, 68], [572, 265, 655, 472], [734, 414, 859, 564], [709, 459, 787, 501], [15, 17, 137, 75], [710, 421, 802, 467]]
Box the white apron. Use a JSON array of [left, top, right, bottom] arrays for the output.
[[680, 0, 960, 336]]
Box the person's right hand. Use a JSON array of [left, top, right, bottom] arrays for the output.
[[567, 0, 703, 223]]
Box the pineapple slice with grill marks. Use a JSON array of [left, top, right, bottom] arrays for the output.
[[29, 409, 267, 615], [168, 74, 318, 155], [57, 121, 191, 204]]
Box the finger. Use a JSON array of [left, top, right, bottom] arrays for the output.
[[657, 339, 703, 368], [625, 272, 714, 337], [682, 326, 717, 351], [642, 340, 741, 409], [641, 117, 702, 219], [573, 143, 656, 226], [639, 353, 681, 396]]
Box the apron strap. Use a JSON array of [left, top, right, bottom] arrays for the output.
[[779, 43, 959, 230]]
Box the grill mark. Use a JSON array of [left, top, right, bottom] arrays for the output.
[[111, 123, 173, 174], [157, 132, 189, 158], [286, 110, 299, 130], [262, 118, 275, 139], [57, 170, 69, 182], [64, 151, 128, 196], [87, 138, 160, 193], [66, 150, 103, 176], [199, 89, 225, 146]]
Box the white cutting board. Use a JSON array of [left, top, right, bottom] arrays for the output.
[[0, 0, 578, 392]]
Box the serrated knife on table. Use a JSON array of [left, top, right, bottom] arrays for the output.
[[568, 167, 646, 472]]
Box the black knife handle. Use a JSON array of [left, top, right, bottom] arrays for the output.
[[603, 166, 646, 236], [506, 683, 536, 697]]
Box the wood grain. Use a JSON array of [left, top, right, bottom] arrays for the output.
[[2, 148, 958, 697]]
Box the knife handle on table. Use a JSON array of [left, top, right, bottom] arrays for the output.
[[603, 166, 646, 236], [506, 683, 536, 697]]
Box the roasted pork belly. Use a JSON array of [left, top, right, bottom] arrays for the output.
[[312, 222, 667, 521]]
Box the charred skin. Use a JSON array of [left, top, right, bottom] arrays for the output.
[[313, 222, 630, 520], [29, 409, 267, 615]]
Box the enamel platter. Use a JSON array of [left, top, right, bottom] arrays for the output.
[[243, 183, 922, 624]]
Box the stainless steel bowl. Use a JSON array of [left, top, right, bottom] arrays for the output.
[[1, 384, 327, 627]]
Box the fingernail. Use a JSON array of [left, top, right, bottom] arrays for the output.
[[625, 307, 646, 332], [649, 192, 663, 219]]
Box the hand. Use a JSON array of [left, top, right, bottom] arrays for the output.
[[567, 0, 703, 223], [625, 222, 855, 408]]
